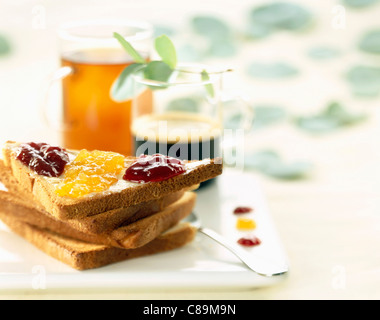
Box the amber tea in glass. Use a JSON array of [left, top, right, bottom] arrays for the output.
[[61, 48, 152, 156], [44, 19, 153, 156]]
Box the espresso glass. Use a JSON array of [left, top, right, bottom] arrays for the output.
[[131, 63, 254, 169]]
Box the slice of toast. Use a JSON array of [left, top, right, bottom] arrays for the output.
[[0, 162, 187, 234], [3, 141, 222, 220], [0, 212, 196, 270], [0, 190, 196, 249]]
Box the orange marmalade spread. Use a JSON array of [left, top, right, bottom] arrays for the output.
[[55, 149, 125, 198], [236, 217, 256, 230]]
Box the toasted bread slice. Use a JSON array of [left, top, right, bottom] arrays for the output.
[[0, 190, 196, 249], [0, 163, 188, 234], [3, 141, 222, 220], [0, 212, 196, 270], [0, 160, 188, 234]]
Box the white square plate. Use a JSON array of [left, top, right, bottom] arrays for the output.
[[0, 168, 288, 290]]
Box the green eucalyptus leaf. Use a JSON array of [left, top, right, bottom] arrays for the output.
[[244, 150, 281, 170], [295, 102, 367, 133], [0, 35, 11, 55], [113, 32, 146, 64], [346, 65, 380, 97], [307, 46, 341, 60], [143, 61, 173, 89], [253, 105, 287, 128], [208, 41, 237, 57], [342, 0, 379, 8], [249, 2, 313, 33], [247, 62, 299, 79], [224, 105, 287, 130], [201, 70, 215, 98], [358, 29, 380, 54], [262, 161, 312, 180], [191, 15, 237, 58], [325, 102, 367, 125], [295, 116, 341, 133], [110, 63, 144, 102], [191, 15, 231, 41], [154, 35, 177, 69], [245, 150, 312, 180], [246, 23, 272, 39]]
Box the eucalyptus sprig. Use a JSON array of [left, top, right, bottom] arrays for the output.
[[111, 33, 178, 102], [111, 33, 214, 102]]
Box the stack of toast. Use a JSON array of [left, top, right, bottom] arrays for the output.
[[0, 141, 222, 270]]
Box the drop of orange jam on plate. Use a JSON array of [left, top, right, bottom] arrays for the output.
[[55, 150, 125, 198], [236, 217, 256, 230]]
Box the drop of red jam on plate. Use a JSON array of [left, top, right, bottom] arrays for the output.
[[123, 154, 186, 183], [233, 206, 253, 214], [237, 236, 261, 247], [16, 142, 69, 178]]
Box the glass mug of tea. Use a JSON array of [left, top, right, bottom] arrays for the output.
[[130, 63, 254, 169], [42, 19, 153, 156]]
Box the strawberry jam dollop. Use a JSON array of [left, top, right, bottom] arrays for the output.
[[16, 142, 69, 178], [237, 236, 261, 247], [233, 206, 253, 214], [123, 154, 185, 183]]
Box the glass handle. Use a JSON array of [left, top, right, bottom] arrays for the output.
[[40, 66, 73, 130], [220, 92, 254, 167], [221, 91, 254, 134]]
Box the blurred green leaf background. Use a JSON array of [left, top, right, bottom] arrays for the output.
[[152, 1, 379, 181]]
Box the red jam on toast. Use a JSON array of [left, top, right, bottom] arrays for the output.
[[123, 154, 185, 183], [16, 142, 69, 178]]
